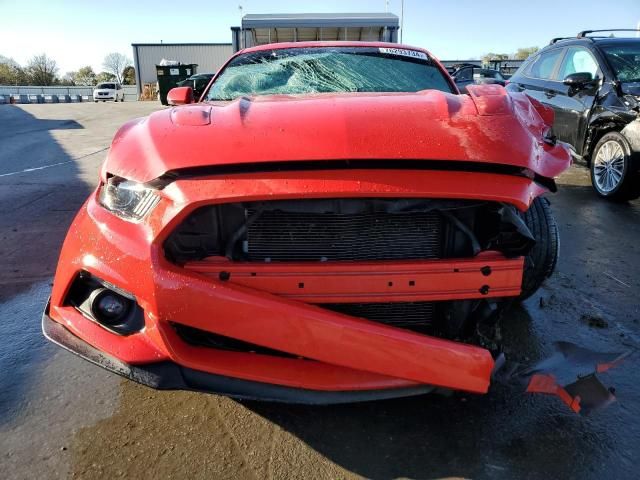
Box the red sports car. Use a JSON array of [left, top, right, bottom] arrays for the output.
[[44, 42, 571, 403]]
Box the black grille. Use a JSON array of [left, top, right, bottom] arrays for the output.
[[172, 323, 297, 358], [246, 209, 443, 262], [322, 302, 436, 332]]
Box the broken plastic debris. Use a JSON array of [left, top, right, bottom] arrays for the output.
[[495, 341, 630, 415]]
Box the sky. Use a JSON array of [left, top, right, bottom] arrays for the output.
[[0, 0, 639, 75]]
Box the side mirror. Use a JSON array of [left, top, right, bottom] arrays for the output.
[[167, 86, 194, 106], [563, 72, 594, 89]]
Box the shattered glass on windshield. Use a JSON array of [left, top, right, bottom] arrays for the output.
[[206, 47, 453, 100], [601, 42, 640, 83]]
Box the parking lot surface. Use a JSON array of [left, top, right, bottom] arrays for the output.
[[1, 102, 639, 479]]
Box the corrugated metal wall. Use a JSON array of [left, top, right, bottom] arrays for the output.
[[132, 44, 233, 95]]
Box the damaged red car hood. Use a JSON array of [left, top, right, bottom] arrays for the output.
[[105, 85, 571, 183]]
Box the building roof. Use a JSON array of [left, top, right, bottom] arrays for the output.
[[131, 42, 232, 47], [239, 41, 427, 54], [241, 12, 399, 28]]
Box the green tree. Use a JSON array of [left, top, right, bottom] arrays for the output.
[[95, 71, 116, 84], [74, 66, 97, 86], [0, 55, 27, 85], [481, 52, 509, 65], [0, 63, 14, 84], [122, 65, 136, 85], [25, 53, 58, 85], [514, 46, 539, 60]]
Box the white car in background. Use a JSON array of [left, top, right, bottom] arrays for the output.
[[93, 82, 125, 102]]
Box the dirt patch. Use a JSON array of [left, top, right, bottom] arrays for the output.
[[69, 381, 351, 479], [581, 314, 609, 329]]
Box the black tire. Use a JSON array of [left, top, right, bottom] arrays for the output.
[[519, 197, 559, 300], [590, 132, 640, 201]]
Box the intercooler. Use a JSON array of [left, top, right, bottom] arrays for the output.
[[245, 207, 444, 262], [321, 302, 436, 332]]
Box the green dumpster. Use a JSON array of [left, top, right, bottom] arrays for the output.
[[156, 64, 198, 105]]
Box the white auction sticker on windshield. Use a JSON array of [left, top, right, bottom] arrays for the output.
[[378, 47, 428, 60]]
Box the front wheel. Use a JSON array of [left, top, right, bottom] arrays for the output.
[[590, 132, 640, 201], [519, 197, 559, 300]]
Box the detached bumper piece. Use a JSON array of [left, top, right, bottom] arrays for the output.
[[42, 304, 436, 404], [496, 341, 630, 415]]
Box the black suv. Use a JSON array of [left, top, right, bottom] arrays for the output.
[[507, 30, 640, 200], [177, 73, 215, 100], [452, 66, 506, 92]]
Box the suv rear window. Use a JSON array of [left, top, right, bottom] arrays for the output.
[[455, 68, 473, 81], [526, 49, 563, 80], [556, 47, 599, 80]]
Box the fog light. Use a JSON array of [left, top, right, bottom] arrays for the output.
[[89, 288, 130, 325], [65, 273, 144, 335]]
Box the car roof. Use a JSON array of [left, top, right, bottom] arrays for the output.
[[547, 36, 640, 49], [592, 37, 640, 46]]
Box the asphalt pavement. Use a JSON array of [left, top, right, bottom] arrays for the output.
[[0, 102, 639, 479]]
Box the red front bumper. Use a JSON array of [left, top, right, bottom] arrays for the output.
[[47, 169, 539, 400]]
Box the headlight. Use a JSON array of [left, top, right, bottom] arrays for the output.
[[98, 177, 160, 221]]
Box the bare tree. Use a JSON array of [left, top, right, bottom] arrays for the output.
[[103, 53, 131, 84], [26, 53, 58, 85], [61, 71, 76, 86]]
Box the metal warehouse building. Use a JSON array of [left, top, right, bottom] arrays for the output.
[[131, 43, 233, 96], [232, 13, 400, 51]]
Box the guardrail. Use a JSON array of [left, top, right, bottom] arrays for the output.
[[0, 85, 138, 103]]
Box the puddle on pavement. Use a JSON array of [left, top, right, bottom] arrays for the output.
[[0, 281, 56, 422], [0, 281, 120, 478]]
